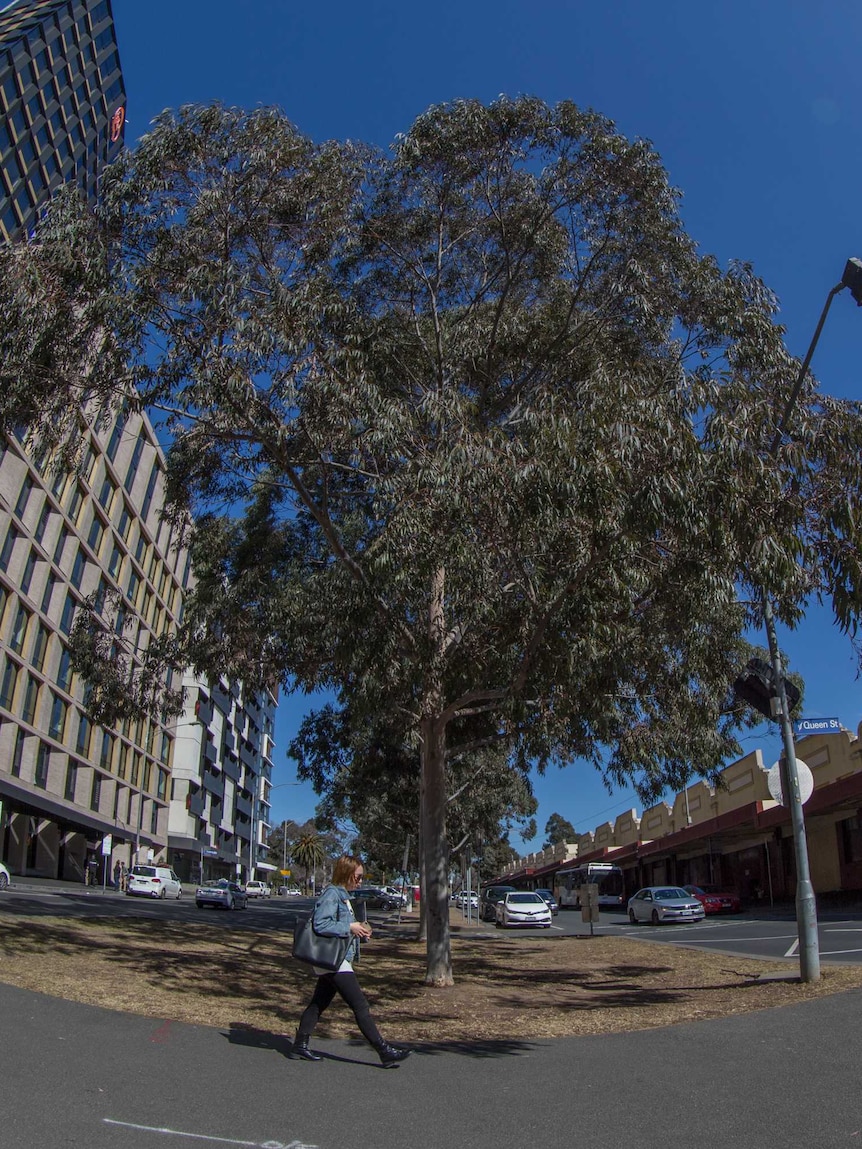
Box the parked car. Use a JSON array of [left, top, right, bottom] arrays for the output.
[[683, 884, 742, 914], [480, 884, 516, 921], [126, 864, 183, 900], [534, 888, 559, 915], [383, 885, 409, 906], [627, 886, 705, 925], [244, 880, 270, 899], [495, 891, 553, 929], [0, 862, 10, 890], [351, 887, 402, 911], [456, 890, 479, 910], [195, 879, 248, 911]]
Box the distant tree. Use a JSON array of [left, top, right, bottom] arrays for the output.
[[4, 98, 862, 991], [543, 813, 577, 850], [291, 832, 326, 892]]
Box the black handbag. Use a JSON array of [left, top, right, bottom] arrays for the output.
[[293, 915, 350, 971]]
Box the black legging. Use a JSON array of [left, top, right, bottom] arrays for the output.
[[298, 971, 383, 1047]]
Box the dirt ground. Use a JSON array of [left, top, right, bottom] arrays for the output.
[[3, 908, 862, 1044]]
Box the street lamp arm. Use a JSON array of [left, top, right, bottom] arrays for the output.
[[771, 279, 847, 454]]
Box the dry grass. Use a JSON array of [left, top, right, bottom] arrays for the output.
[[3, 909, 862, 1044]]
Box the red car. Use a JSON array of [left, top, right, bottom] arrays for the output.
[[683, 884, 742, 914]]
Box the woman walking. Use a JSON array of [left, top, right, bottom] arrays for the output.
[[293, 855, 410, 1067]]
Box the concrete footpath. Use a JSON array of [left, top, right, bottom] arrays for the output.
[[2, 975, 862, 1149]]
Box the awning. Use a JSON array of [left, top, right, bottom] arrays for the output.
[[256, 861, 278, 871]]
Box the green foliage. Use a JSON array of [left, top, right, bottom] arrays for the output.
[[543, 812, 577, 849], [4, 95, 862, 980]]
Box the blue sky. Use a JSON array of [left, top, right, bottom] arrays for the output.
[[112, 0, 862, 846]]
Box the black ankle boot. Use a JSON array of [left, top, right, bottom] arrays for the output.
[[377, 1041, 410, 1067], [292, 1032, 322, 1061]]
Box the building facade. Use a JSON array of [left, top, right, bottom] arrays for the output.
[[0, 410, 191, 881], [167, 676, 277, 886], [499, 723, 862, 906], [0, 0, 125, 242]]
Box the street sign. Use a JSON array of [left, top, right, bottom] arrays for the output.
[[579, 884, 600, 924], [767, 758, 814, 806], [795, 717, 841, 736], [101, 835, 112, 857]]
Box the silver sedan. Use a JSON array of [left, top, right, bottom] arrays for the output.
[[627, 886, 706, 925]]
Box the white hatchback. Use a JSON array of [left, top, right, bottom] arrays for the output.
[[126, 864, 182, 899], [496, 891, 553, 928]]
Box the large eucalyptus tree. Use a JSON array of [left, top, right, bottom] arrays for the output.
[[2, 97, 862, 986]]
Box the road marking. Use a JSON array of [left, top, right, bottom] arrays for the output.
[[820, 947, 862, 956], [784, 938, 800, 958], [103, 1119, 317, 1148]]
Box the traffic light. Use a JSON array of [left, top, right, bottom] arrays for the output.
[[733, 657, 800, 718]]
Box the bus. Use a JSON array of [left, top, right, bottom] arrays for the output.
[[555, 863, 625, 909]]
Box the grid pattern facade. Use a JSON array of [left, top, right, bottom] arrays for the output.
[[0, 415, 191, 879], [0, 0, 125, 241], [168, 678, 276, 884]]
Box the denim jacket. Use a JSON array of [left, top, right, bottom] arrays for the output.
[[312, 884, 359, 965]]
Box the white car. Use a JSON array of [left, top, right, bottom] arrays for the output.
[[627, 886, 706, 925], [0, 862, 9, 890], [244, 880, 270, 898], [496, 891, 553, 928], [126, 864, 183, 899], [383, 885, 409, 906]]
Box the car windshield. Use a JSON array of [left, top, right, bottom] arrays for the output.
[[655, 888, 690, 900], [205, 880, 230, 888], [131, 866, 156, 877], [509, 893, 542, 904], [535, 889, 554, 899]]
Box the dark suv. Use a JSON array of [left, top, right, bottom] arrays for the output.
[[480, 884, 517, 921]]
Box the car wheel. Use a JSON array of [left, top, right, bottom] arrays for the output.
[[628, 909, 638, 924], [196, 902, 205, 909], [159, 888, 167, 899], [176, 887, 182, 899], [0, 872, 8, 890], [226, 896, 235, 911], [651, 909, 660, 925]]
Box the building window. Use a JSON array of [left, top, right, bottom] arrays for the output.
[[56, 646, 73, 692], [59, 591, 77, 635], [70, 546, 87, 589], [66, 483, 84, 524], [130, 751, 141, 787], [140, 461, 160, 519], [106, 409, 126, 461], [20, 548, 37, 596], [117, 741, 128, 780], [0, 658, 20, 711], [124, 436, 144, 493], [840, 816, 862, 864], [108, 543, 123, 580], [96, 477, 114, 513], [14, 474, 34, 519], [52, 525, 69, 565], [49, 692, 67, 739], [31, 622, 50, 672], [150, 802, 159, 835], [117, 505, 132, 541], [9, 604, 31, 654], [34, 742, 50, 789], [10, 728, 25, 777], [21, 673, 41, 724], [87, 513, 105, 554], [40, 573, 57, 614], [99, 729, 113, 770], [0, 526, 19, 572], [157, 768, 168, 801], [90, 770, 102, 812], [33, 502, 52, 544], [76, 713, 91, 756], [64, 759, 78, 801]]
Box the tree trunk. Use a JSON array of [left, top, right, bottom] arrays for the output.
[[421, 565, 452, 986]]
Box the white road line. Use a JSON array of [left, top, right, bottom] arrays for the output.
[[668, 933, 800, 944], [784, 938, 800, 958], [820, 947, 862, 956], [824, 928, 862, 933], [102, 1119, 317, 1149]]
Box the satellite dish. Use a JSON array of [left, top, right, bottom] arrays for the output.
[[767, 758, 814, 806]]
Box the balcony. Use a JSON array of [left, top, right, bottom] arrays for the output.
[[203, 771, 225, 801], [187, 789, 206, 817], [235, 794, 252, 819], [223, 755, 241, 784]]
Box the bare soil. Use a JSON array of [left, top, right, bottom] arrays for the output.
[[3, 907, 862, 1045]]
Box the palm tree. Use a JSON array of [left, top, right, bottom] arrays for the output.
[[291, 833, 325, 893]]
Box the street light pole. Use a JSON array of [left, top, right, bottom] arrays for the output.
[[758, 257, 862, 983]]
